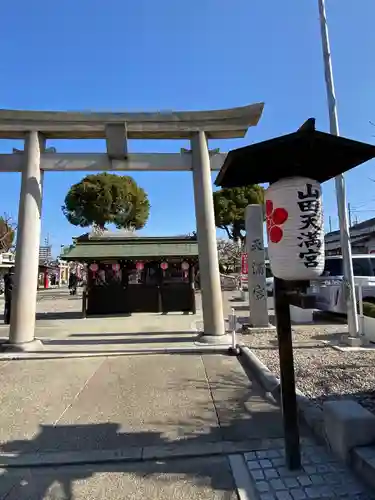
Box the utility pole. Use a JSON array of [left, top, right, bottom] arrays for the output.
[[318, 0, 359, 339], [348, 203, 352, 228], [329, 216, 332, 233]]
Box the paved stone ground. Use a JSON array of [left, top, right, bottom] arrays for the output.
[[0, 352, 282, 499], [1, 457, 238, 500], [0, 354, 284, 453], [0, 290, 374, 498], [0, 289, 206, 356], [244, 441, 373, 499]]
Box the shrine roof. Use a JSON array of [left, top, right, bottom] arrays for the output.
[[61, 234, 199, 261]]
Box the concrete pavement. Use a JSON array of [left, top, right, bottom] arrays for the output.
[[0, 289, 374, 499], [1, 351, 372, 499], [1, 457, 238, 499], [0, 352, 284, 499], [0, 354, 284, 454], [0, 290, 234, 359]]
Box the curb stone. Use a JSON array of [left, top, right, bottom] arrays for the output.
[[0, 439, 290, 468], [238, 346, 327, 444]]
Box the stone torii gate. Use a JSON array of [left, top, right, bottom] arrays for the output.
[[0, 104, 264, 351]]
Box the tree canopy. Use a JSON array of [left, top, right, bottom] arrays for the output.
[[62, 173, 150, 230], [0, 214, 16, 252], [213, 185, 265, 243]]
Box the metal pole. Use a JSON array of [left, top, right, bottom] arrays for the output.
[[318, 0, 359, 337], [358, 282, 363, 336]]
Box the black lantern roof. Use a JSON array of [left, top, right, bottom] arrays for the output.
[[215, 118, 375, 187]]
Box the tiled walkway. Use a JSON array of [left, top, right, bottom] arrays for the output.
[[241, 438, 373, 499]]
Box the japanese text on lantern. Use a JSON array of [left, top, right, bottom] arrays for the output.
[[297, 183, 322, 268]]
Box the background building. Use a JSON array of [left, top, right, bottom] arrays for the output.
[[325, 217, 375, 255], [38, 245, 53, 264]]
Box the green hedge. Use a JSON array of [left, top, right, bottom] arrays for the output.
[[362, 302, 375, 318]]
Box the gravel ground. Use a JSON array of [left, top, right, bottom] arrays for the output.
[[242, 323, 375, 414]]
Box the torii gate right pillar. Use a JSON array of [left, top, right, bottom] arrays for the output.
[[191, 131, 229, 343]]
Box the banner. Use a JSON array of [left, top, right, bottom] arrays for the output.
[[241, 253, 248, 275]]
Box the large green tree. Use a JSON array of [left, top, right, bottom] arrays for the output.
[[62, 173, 150, 230], [0, 214, 16, 252], [213, 185, 265, 243]]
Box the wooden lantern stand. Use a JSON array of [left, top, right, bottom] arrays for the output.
[[273, 277, 301, 470], [214, 117, 375, 471]]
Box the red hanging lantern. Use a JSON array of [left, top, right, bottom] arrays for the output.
[[89, 263, 98, 278], [160, 262, 168, 270], [136, 261, 144, 271]]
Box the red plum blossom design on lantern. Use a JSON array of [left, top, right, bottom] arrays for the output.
[[266, 200, 288, 244]]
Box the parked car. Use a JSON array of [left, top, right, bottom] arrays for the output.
[[309, 254, 375, 314], [266, 276, 274, 296]]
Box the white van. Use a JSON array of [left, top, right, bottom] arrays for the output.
[[310, 254, 375, 314]]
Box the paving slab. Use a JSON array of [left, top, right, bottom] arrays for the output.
[[0, 352, 284, 458], [45, 354, 220, 452], [0, 295, 206, 357], [0, 354, 224, 455], [202, 354, 284, 441], [0, 357, 104, 452], [0, 290, 239, 358], [0, 456, 237, 500]]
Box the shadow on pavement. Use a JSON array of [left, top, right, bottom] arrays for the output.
[[43, 335, 197, 347], [0, 365, 284, 499], [1, 425, 238, 499], [68, 331, 196, 338], [36, 311, 85, 320]]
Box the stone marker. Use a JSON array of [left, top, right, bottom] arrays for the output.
[[245, 204, 269, 328]]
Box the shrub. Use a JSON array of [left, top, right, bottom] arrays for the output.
[[362, 302, 375, 318]]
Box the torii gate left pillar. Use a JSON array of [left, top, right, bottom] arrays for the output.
[[7, 131, 44, 351]]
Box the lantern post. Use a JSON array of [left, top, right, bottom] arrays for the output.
[[266, 175, 325, 470], [318, 0, 359, 339], [214, 118, 375, 471], [273, 276, 301, 469], [266, 176, 325, 470]]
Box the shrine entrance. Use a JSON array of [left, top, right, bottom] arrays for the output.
[[0, 104, 264, 350]]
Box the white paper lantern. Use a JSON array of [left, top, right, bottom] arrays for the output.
[[265, 176, 324, 280]]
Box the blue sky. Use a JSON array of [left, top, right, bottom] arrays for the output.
[[1, 0, 375, 256]]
